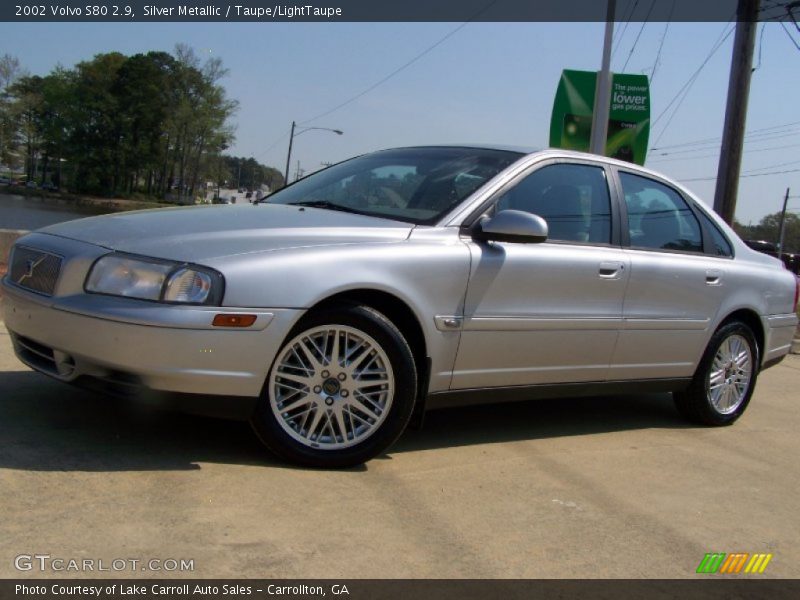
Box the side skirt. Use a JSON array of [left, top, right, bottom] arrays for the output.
[[426, 378, 692, 410]]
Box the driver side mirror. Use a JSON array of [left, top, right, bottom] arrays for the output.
[[473, 209, 549, 244]]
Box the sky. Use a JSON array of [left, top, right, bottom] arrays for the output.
[[2, 18, 799, 224]]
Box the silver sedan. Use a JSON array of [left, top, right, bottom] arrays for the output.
[[3, 146, 798, 467]]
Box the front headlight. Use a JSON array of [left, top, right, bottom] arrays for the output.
[[85, 254, 223, 305]]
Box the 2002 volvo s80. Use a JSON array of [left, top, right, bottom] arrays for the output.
[[3, 146, 798, 467]]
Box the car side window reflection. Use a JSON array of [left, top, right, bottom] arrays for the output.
[[494, 164, 611, 244], [696, 207, 733, 257], [619, 172, 703, 253]]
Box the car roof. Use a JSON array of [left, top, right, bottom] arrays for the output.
[[406, 143, 541, 155], [376, 145, 667, 176]]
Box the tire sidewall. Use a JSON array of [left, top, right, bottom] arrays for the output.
[[695, 321, 759, 425], [251, 304, 417, 468]]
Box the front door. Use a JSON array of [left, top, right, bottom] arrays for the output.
[[451, 161, 630, 389]]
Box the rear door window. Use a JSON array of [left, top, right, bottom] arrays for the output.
[[619, 172, 703, 253]]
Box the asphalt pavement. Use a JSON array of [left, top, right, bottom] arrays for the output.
[[1, 319, 799, 579]]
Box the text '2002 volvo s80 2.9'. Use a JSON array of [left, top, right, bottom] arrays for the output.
[[2, 146, 798, 467]]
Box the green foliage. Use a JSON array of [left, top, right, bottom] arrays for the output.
[[221, 155, 284, 191], [734, 211, 800, 254], [1, 46, 275, 201], [0, 53, 24, 169]]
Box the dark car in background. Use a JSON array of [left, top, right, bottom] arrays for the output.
[[744, 240, 800, 276]]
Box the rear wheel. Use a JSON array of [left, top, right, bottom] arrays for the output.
[[250, 304, 417, 468], [674, 321, 759, 426]]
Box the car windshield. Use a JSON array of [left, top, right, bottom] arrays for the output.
[[265, 147, 524, 225]]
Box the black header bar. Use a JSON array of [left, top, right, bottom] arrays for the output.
[[2, 0, 796, 23]]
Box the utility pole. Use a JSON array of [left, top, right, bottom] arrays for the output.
[[777, 187, 790, 260], [589, 0, 616, 156], [713, 0, 760, 224], [284, 121, 296, 187]]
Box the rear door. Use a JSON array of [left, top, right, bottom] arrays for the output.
[[610, 170, 728, 380]]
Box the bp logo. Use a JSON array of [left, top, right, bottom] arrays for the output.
[[696, 552, 773, 574]]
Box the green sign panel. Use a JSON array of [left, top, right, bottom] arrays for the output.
[[549, 69, 650, 165]]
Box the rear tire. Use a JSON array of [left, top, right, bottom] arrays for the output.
[[250, 304, 417, 468], [674, 321, 759, 426]]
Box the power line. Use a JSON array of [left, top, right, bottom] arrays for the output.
[[780, 19, 800, 50], [746, 158, 800, 172], [753, 22, 767, 72], [651, 28, 734, 147], [651, 120, 800, 151], [611, 0, 640, 60], [649, 132, 800, 159], [651, 21, 733, 129], [649, 142, 800, 163], [254, 126, 293, 162], [621, 0, 656, 73], [760, 0, 788, 13], [255, 3, 496, 161], [649, 0, 675, 84], [656, 129, 800, 154], [681, 167, 800, 182], [788, 0, 800, 32], [299, 1, 497, 126], [743, 168, 800, 177], [650, 22, 735, 147], [651, 149, 800, 164]]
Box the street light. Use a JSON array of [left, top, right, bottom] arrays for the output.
[[284, 121, 343, 186]]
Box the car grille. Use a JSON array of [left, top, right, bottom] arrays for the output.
[[8, 246, 63, 296]]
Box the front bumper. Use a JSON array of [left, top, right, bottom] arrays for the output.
[[2, 281, 302, 399]]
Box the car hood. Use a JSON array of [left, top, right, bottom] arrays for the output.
[[38, 203, 414, 262]]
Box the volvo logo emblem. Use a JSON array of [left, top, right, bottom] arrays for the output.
[[17, 256, 45, 284]]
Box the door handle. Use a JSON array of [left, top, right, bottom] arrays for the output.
[[599, 262, 625, 279], [705, 269, 723, 286]]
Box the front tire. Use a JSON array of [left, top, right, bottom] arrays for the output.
[[250, 304, 417, 468], [674, 321, 759, 426]]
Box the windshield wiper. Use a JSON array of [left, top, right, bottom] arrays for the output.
[[291, 200, 370, 216]]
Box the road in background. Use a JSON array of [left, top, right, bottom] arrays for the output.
[[0, 193, 109, 231]]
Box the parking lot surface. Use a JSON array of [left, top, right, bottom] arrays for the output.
[[1, 322, 799, 579]]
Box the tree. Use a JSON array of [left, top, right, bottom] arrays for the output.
[[38, 68, 75, 187], [162, 44, 238, 202], [112, 51, 177, 194], [222, 155, 284, 191], [1, 46, 275, 201], [734, 212, 800, 254], [8, 75, 45, 181], [0, 54, 24, 169], [68, 52, 127, 194]]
